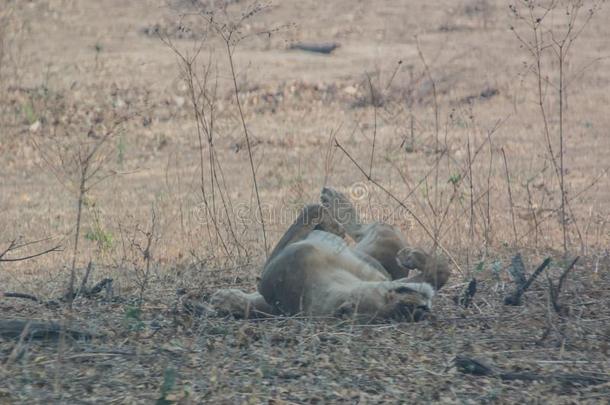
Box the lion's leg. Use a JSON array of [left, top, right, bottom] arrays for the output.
[[210, 289, 278, 319], [267, 203, 344, 264], [320, 187, 365, 241], [352, 223, 411, 280], [321, 187, 410, 280], [396, 247, 450, 291]]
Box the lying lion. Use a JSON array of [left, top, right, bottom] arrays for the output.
[[211, 187, 450, 321]]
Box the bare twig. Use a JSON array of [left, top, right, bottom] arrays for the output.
[[454, 355, 607, 386], [366, 72, 378, 179], [501, 148, 518, 246], [334, 139, 463, 274], [504, 257, 552, 306], [510, 1, 599, 254], [0, 244, 62, 262], [223, 35, 269, 258], [76, 261, 93, 298], [548, 256, 580, 315], [1, 292, 40, 302], [0, 319, 95, 340]]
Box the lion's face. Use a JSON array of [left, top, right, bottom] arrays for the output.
[[382, 283, 433, 321], [335, 282, 434, 322]]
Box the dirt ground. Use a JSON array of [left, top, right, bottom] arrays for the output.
[[1, 0, 609, 403]]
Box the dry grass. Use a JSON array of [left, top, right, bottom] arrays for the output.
[[0, 0, 609, 403]]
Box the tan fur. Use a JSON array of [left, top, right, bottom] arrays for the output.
[[210, 188, 450, 322]]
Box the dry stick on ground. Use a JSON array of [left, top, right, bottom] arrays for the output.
[[334, 139, 463, 275], [504, 257, 552, 306], [1, 292, 40, 302], [289, 42, 340, 54], [3, 277, 113, 307], [454, 355, 608, 386], [0, 319, 95, 340], [548, 256, 580, 315]]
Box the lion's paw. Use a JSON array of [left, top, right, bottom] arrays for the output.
[[396, 247, 428, 270], [210, 289, 250, 318], [320, 187, 361, 238], [385, 282, 435, 322]]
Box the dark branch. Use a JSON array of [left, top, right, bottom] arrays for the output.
[[504, 257, 551, 305], [0, 244, 62, 262]]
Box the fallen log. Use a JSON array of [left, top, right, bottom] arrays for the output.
[[289, 42, 340, 54], [0, 319, 96, 340], [454, 355, 607, 386]]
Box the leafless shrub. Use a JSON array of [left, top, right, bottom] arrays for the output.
[[126, 208, 160, 310], [510, 0, 604, 255], [158, 2, 289, 260], [32, 110, 129, 306]]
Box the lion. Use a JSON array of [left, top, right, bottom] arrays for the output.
[[210, 187, 450, 322]]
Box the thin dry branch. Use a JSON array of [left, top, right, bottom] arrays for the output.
[[224, 39, 269, 258], [1, 292, 40, 302], [0, 238, 62, 262], [548, 256, 580, 315], [455, 355, 607, 386], [334, 139, 463, 275], [501, 148, 518, 246], [0, 319, 95, 340], [504, 257, 552, 306]]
